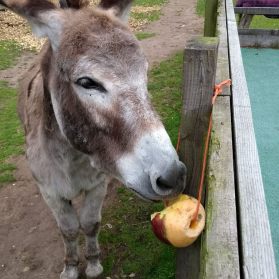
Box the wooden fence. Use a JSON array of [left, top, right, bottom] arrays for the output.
[[234, 7, 279, 47], [176, 0, 278, 278]]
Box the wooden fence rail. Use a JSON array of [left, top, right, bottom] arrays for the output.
[[227, 0, 277, 277], [234, 7, 279, 16], [175, 0, 277, 277], [234, 6, 279, 47]]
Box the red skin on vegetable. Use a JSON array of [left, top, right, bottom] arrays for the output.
[[150, 195, 206, 247], [150, 213, 172, 246]]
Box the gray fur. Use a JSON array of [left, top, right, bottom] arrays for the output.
[[0, 0, 188, 278]]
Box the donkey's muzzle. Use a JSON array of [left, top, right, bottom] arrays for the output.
[[150, 160, 186, 197]]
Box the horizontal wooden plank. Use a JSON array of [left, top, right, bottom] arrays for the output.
[[234, 7, 279, 15], [239, 28, 279, 36], [217, 0, 228, 44], [216, 0, 230, 95], [238, 28, 279, 47], [227, 21, 251, 107], [226, 0, 237, 23], [232, 106, 278, 279], [201, 96, 240, 279], [216, 55, 230, 96], [226, 0, 278, 277]]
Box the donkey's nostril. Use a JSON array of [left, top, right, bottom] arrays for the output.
[[149, 161, 186, 197], [153, 176, 173, 196], [156, 176, 173, 191]]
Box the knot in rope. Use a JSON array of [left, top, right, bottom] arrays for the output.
[[174, 79, 232, 223], [213, 79, 231, 104]]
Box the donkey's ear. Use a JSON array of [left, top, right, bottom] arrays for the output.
[[98, 0, 134, 23], [59, 0, 89, 9], [0, 0, 64, 51]]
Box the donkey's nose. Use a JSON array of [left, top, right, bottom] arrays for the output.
[[150, 161, 186, 196]]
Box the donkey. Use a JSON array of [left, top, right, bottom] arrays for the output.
[[0, 0, 186, 278]]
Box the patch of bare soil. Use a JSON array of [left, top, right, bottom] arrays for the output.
[[0, 51, 35, 87], [139, 0, 204, 68], [0, 0, 158, 50], [0, 1, 203, 278]]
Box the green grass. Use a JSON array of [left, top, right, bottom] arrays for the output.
[[0, 41, 24, 187], [0, 81, 25, 187], [0, 40, 25, 187], [134, 0, 168, 6], [132, 0, 168, 23], [0, 40, 23, 70], [196, 0, 206, 17], [136, 33, 156, 40], [196, 0, 279, 29], [149, 52, 183, 146], [236, 13, 279, 30], [99, 186, 176, 278], [249, 16, 279, 29], [132, 10, 162, 22]]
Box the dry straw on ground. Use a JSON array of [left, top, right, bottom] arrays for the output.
[[0, 0, 160, 51]]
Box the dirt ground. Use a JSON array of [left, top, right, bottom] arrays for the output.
[[0, 1, 203, 278]]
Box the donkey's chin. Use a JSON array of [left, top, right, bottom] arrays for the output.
[[126, 181, 185, 203], [129, 188, 160, 203], [129, 187, 184, 203]]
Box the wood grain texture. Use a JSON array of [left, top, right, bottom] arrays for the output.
[[201, 5, 239, 274], [238, 28, 279, 47], [201, 96, 240, 279], [227, 25, 251, 106], [234, 7, 279, 15], [238, 14, 254, 28], [233, 106, 278, 279], [226, 0, 278, 277], [179, 36, 219, 198], [239, 28, 279, 36], [176, 36, 219, 279], [216, 0, 230, 95]]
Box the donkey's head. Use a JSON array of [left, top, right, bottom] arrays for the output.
[[2, 0, 186, 201]]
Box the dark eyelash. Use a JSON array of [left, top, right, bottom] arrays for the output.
[[76, 78, 106, 93]]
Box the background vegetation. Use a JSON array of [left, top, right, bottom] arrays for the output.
[[233, 0, 279, 29], [0, 40, 24, 187]]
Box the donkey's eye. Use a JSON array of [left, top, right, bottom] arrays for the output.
[[76, 78, 106, 92]]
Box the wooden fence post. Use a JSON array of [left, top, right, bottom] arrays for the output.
[[204, 0, 218, 36], [176, 36, 219, 279]]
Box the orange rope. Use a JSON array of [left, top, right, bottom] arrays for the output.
[[176, 131, 181, 153], [192, 79, 231, 222], [176, 79, 231, 222]]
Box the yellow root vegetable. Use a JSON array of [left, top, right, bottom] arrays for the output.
[[151, 194, 205, 247]]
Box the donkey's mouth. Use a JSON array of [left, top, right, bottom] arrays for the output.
[[129, 188, 159, 203]]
